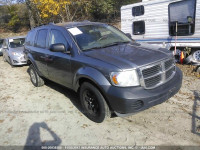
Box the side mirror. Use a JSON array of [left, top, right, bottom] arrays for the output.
[[126, 33, 132, 39], [50, 43, 70, 54]]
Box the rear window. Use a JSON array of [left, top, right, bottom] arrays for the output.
[[35, 29, 48, 48]]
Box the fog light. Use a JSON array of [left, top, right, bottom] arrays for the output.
[[13, 60, 19, 63]]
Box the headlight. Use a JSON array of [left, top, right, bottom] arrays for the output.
[[12, 52, 20, 56], [110, 70, 140, 87]]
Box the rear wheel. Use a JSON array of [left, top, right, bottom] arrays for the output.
[[28, 64, 44, 87], [80, 82, 111, 123]]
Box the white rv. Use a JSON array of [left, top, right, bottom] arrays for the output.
[[121, 0, 200, 63]]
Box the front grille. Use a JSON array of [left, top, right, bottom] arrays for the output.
[[166, 66, 175, 79], [142, 65, 161, 78], [140, 58, 175, 89], [165, 59, 174, 70], [144, 75, 162, 88]]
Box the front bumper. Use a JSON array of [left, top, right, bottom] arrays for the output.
[[103, 67, 182, 116], [11, 55, 27, 65]]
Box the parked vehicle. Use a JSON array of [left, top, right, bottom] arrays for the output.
[[2, 36, 27, 67], [0, 39, 3, 56], [121, 0, 200, 64], [24, 22, 182, 123]]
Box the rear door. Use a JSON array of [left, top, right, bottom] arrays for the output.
[[46, 29, 72, 87], [33, 29, 49, 77]]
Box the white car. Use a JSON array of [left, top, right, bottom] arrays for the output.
[[2, 36, 27, 67]]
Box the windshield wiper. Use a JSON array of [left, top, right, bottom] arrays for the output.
[[82, 41, 130, 51], [102, 41, 130, 48]]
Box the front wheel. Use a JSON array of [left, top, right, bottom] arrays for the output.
[[80, 82, 111, 123], [28, 64, 44, 87]]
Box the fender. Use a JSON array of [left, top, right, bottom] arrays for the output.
[[73, 67, 111, 93], [27, 53, 43, 77]]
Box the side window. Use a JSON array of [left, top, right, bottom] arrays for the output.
[[49, 29, 68, 48], [132, 5, 144, 16], [169, 0, 196, 36], [35, 29, 48, 48], [25, 32, 32, 46], [133, 21, 145, 35]]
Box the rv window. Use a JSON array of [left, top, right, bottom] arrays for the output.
[[132, 5, 144, 16], [169, 0, 196, 36], [133, 21, 145, 35]]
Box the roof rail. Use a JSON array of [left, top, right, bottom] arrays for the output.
[[83, 20, 90, 22]]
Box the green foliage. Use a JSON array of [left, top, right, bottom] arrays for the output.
[[89, 0, 141, 21], [7, 5, 20, 32], [0, 0, 141, 32], [0, 3, 29, 32]]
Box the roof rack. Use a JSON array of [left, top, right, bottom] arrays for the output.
[[83, 20, 90, 22]]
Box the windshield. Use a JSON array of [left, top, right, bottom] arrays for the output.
[[9, 38, 25, 48], [0, 39, 3, 48], [67, 24, 132, 51]]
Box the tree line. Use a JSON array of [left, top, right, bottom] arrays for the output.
[[0, 0, 141, 32]]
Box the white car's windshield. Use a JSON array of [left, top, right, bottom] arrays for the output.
[[67, 24, 132, 51], [9, 38, 25, 48]]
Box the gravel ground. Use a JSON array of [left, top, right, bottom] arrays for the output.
[[0, 56, 200, 147]]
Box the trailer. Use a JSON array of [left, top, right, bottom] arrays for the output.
[[121, 0, 200, 64]]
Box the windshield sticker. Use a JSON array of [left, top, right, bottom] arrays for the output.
[[68, 27, 83, 36], [9, 39, 14, 42]]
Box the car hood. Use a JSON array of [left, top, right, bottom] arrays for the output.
[[84, 42, 172, 70], [9, 47, 24, 54]]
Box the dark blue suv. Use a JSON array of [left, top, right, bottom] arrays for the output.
[[24, 22, 182, 123]]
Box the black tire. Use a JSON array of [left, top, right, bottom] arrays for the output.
[[80, 82, 111, 123], [28, 64, 44, 87]]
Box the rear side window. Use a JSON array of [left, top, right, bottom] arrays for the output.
[[132, 5, 144, 16], [26, 31, 36, 46], [49, 29, 68, 48], [133, 21, 145, 35], [35, 29, 48, 48]]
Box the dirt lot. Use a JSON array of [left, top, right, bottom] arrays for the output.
[[0, 56, 200, 147]]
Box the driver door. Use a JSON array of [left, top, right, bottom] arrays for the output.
[[46, 29, 72, 87]]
